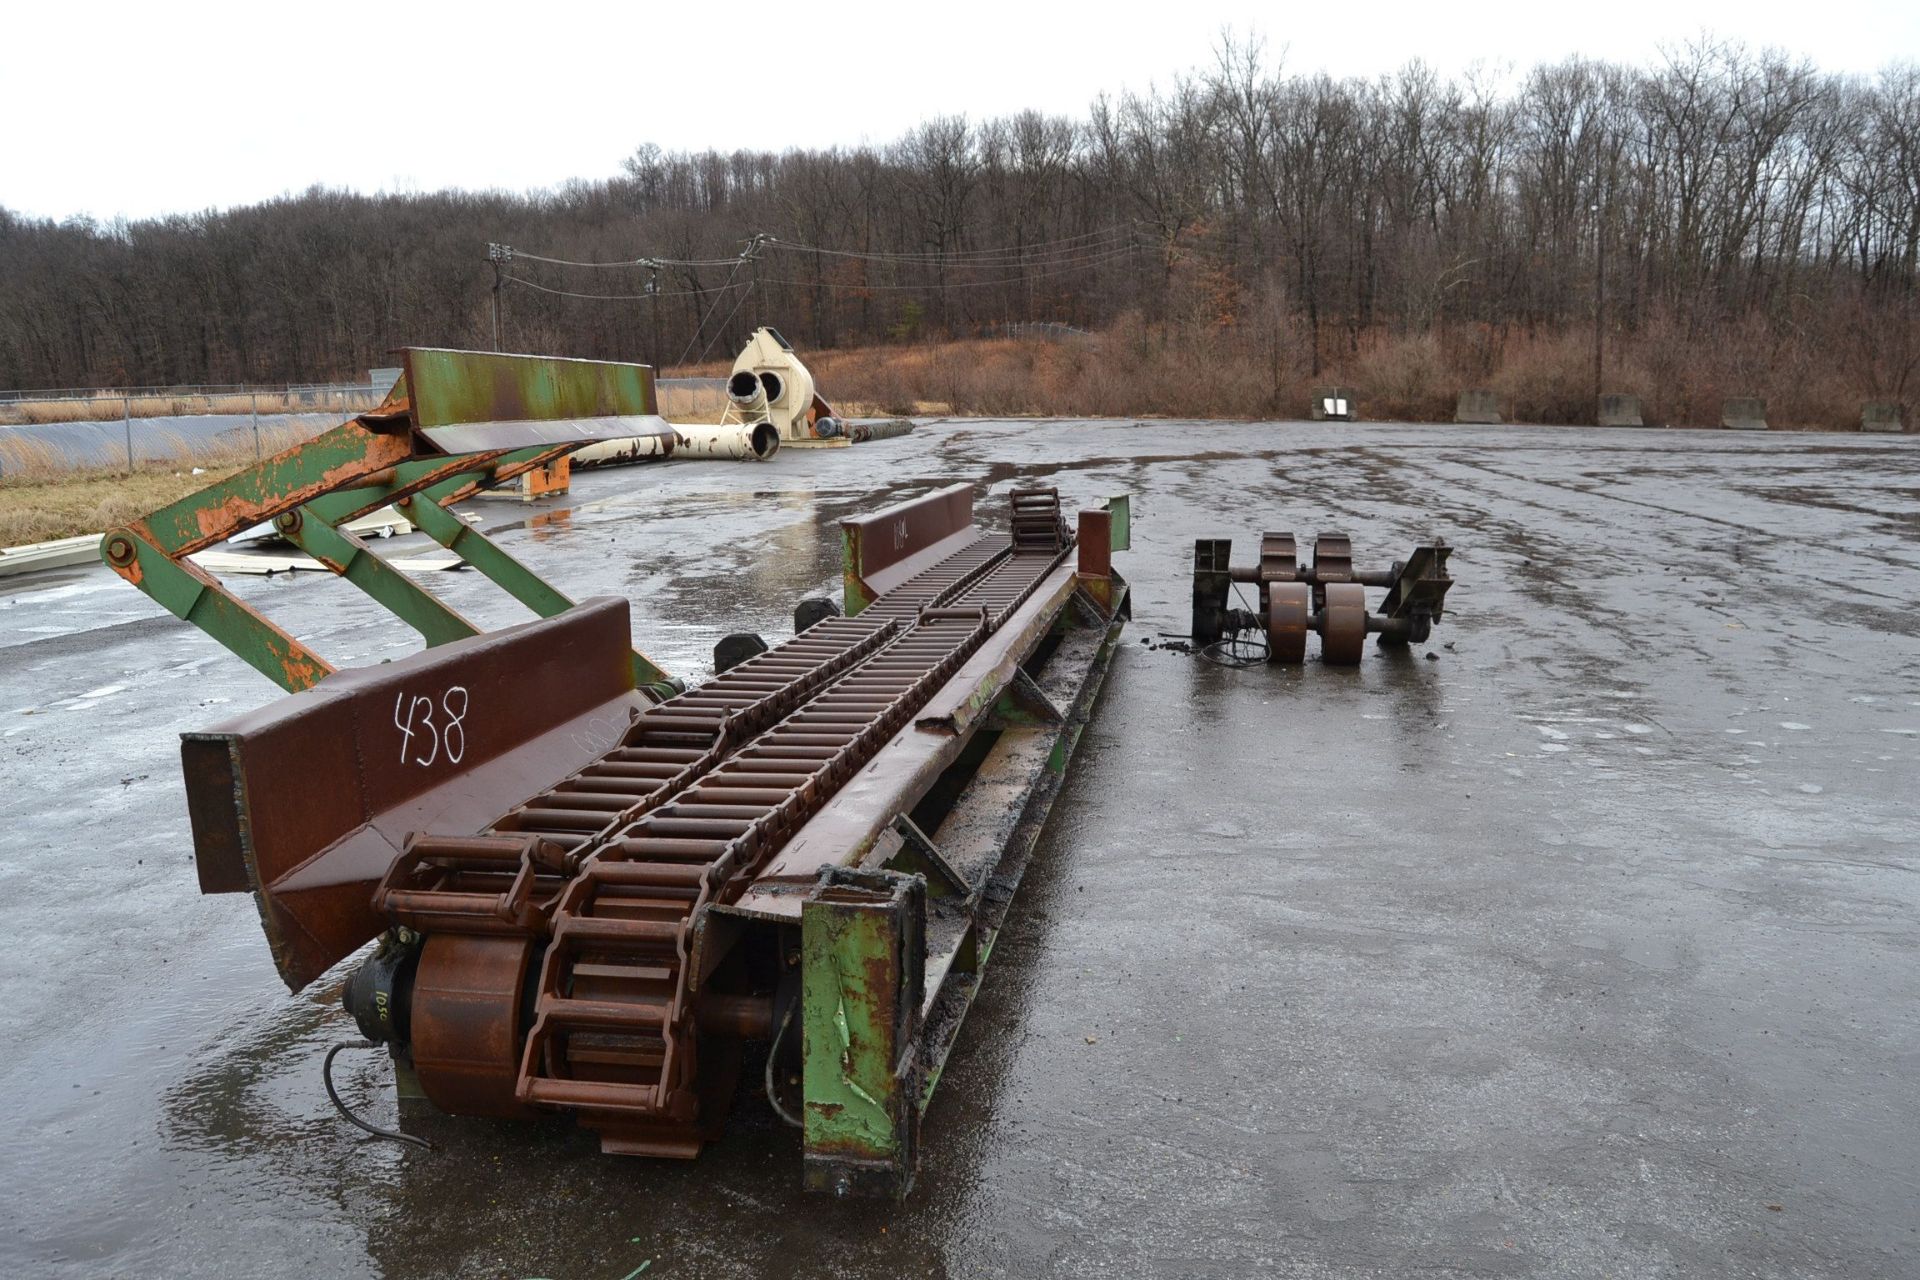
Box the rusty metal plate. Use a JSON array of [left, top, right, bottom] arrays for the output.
[[1312, 533, 1353, 583], [842, 483, 982, 604], [1258, 532, 1297, 582], [182, 597, 646, 991]]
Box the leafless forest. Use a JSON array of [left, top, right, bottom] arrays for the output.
[[3, 39, 1917, 425]]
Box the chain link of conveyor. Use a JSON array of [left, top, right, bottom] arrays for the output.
[[516, 494, 1070, 1152], [374, 616, 902, 937], [375, 492, 1062, 936], [373, 488, 1070, 1150]]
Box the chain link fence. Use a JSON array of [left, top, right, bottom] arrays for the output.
[[0, 375, 732, 479]]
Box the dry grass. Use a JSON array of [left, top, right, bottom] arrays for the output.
[[0, 462, 239, 546], [0, 380, 729, 546], [655, 380, 728, 423], [0, 390, 382, 426], [796, 318, 1901, 429]]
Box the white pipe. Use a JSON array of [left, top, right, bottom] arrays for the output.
[[727, 370, 769, 418], [671, 420, 781, 460], [571, 433, 675, 467], [571, 420, 780, 467]]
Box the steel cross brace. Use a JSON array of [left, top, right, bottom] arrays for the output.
[[101, 350, 677, 692], [290, 448, 668, 686]]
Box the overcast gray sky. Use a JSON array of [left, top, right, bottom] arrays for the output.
[[4, 0, 1916, 223]]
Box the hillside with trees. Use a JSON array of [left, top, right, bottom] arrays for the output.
[[2, 39, 1915, 425]]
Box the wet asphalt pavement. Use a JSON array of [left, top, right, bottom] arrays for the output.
[[2, 419, 1917, 1279]]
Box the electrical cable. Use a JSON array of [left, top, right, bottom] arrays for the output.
[[764, 1004, 803, 1129], [675, 257, 752, 366], [688, 282, 756, 366], [323, 1042, 434, 1151], [765, 225, 1138, 264], [507, 243, 1136, 306], [500, 223, 1140, 274], [507, 249, 744, 270], [755, 245, 1138, 292], [500, 273, 735, 301], [1196, 581, 1272, 667], [1197, 634, 1271, 667]]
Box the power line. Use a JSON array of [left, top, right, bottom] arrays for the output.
[[499, 223, 1141, 273], [508, 248, 745, 270], [501, 273, 733, 301], [676, 252, 755, 366], [762, 244, 1139, 290], [687, 282, 757, 367], [500, 243, 1136, 301], [765, 225, 1139, 265]]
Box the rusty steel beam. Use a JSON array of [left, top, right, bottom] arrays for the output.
[[840, 483, 982, 614], [183, 597, 646, 991]]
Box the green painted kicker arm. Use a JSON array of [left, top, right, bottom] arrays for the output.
[[131, 417, 419, 556], [397, 493, 573, 617], [104, 531, 333, 692], [398, 490, 671, 688], [275, 513, 480, 649], [303, 446, 671, 686], [298, 450, 536, 527]]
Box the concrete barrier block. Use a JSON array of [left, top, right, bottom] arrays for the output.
[[1309, 387, 1355, 421], [1862, 402, 1905, 433], [1454, 389, 1501, 424], [1598, 394, 1646, 428], [1722, 397, 1768, 430]]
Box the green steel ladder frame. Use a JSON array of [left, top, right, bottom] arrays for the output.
[[100, 351, 671, 693]]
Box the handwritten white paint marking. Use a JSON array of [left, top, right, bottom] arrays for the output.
[[394, 685, 470, 767]]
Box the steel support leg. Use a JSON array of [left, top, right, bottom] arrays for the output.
[[801, 866, 925, 1199]]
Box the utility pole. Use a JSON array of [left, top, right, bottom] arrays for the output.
[[487, 243, 512, 352], [643, 260, 661, 368], [1591, 129, 1605, 425], [1593, 209, 1605, 422], [743, 233, 769, 334]]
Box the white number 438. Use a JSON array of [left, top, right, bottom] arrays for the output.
[[393, 686, 470, 767]]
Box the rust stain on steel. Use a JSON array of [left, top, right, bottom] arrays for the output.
[[403, 348, 657, 429], [1195, 529, 1456, 663], [411, 933, 539, 1118], [439, 445, 574, 504], [319, 449, 524, 524], [182, 597, 644, 990], [745, 564, 1081, 912], [841, 483, 979, 602], [142, 431, 418, 557], [509, 500, 1069, 1154], [1077, 510, 1112, 578], [169, 481, 1120, 1178]]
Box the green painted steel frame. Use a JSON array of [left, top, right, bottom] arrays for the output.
[[796, 556, 1130, 1198], [1106, 493, 1131, 551], [101, 350, 672, 692], [801, 866, 925, 1199]]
